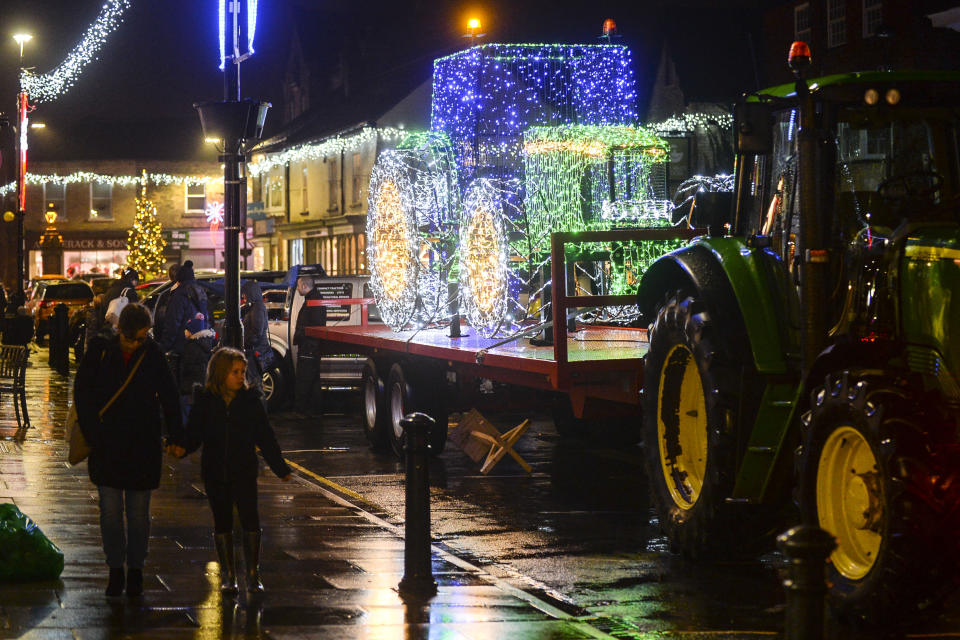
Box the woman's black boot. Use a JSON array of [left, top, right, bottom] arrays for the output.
[[214, 533, 238, 592], [242, 530, 264, 593], [105, 567, 125, 597], [126, 568, 143, 597]]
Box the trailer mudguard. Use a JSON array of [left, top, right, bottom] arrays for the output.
[[638, 236, 798, 375]]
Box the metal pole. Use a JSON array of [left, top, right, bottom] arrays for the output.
[[777, 525, 836, 640], [398, 412, 437, 597], [16, 91, 29, 298], [221, 1, 243, 350]]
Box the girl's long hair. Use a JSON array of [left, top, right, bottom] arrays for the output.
[[205, 347, 248, 398]]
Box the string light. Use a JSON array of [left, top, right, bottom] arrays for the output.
[[0, 172, 221, 197], [431, 43, 638, 187], [366, 152, 419, 330], [248, 127, 406, 177], [20, 0, 132, 102], [126, 173, 166, 279], [648, 111, 733, 136]]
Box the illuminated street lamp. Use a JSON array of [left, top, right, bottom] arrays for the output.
[[12, 32, 33, 298], [464, 18, 486, 43]]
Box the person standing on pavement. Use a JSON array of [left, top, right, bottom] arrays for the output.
[[240, 280, 272, 398], [152, 263, 180, 344], [169, 347, 291, 593], [159, 261, 211, 391], [99, 268, 140, 327], [293, 276, 326, 416], [74, 303, 182, 598]]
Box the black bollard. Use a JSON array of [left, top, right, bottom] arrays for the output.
[[777, 525, 837, 640], [397, 412, 438, 597], [53, 304, 70, 375]]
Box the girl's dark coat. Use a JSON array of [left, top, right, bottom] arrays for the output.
[[75, 335, 182, 490], [181, 387, 290, 484]]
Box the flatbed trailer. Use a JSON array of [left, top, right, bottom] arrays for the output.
[[303, 228, 702, 453]]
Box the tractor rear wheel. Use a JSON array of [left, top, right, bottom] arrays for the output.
[[642, 293, 746, 557], [362, 362, 391, 451], [797, 370, 957, 623]]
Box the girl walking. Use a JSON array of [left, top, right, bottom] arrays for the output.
[[170, 347, 291, 593]]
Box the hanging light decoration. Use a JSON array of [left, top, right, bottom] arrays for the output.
[[20, 0, 132, 102], [0, 172, 219, 197]]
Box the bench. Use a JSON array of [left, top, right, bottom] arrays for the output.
[[448, 409, 531, 475], [0, 345, 30, 429]]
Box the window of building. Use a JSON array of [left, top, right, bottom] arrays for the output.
[[863, 0, 882, 37], [289, 238, 304, 266], [351, 152, 364, 205], [89, 181, 113, 220], [328, 160, 339, 212], [268, 174, 283, 208], [186, 182, 206, 213], [301, 166, 309, 211], [827, 0, 846, 47], [43, 182, 66, 220], [252, 175, 263, 202], [795, 3, 811, 42]]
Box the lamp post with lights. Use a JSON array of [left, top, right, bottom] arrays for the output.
[[13, 33, 33, 299], [195, 0, 269, 349]]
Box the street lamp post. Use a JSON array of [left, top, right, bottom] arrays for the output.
[[13, 34, 33, 299], [195, 0, 269, 349]]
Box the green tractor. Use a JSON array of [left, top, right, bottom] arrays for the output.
[[637, 43, 960, 621]]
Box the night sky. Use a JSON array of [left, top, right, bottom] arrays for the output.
[[1, 0, 763, 161]]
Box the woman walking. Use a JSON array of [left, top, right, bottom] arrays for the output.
[[171, 347, 290, 593], [75, 303, 182, 597]]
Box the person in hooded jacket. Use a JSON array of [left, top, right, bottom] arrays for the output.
[[240, 280, 272, 397], [152, 263, 180, 344], [158, 260, 211, 379], [169, 347, 291, 593], [75, 303, 182, 598]]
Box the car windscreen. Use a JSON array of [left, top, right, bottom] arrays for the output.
[[44, 284, 93, 300]]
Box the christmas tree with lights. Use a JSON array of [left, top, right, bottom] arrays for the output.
[[127, 173, 166, 279]]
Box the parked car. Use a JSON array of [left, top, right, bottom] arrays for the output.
[[26, 276, 70, 302], [25, 281, 94, 342]]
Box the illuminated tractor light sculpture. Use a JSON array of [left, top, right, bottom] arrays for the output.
[[367, 133, 460, 330]]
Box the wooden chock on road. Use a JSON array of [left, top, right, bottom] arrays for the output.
[[449, 408, 531, 475]]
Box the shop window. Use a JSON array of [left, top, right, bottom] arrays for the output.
[[186, 182, 206, 213], [863, 0, 882, 37], [89, 181, 113, 220], [268, 175, 283, 208], [827, 0, 846, 47], [289, 238, 304, 266], [44, 182, 66, 221], [795, 3, 811, 43]]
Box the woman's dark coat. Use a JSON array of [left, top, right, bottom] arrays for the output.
[[180, 387, 290, 484], [241, 280, 272, 368], [75, 334, 182, 490]]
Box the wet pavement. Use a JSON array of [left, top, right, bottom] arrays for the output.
[[2, 346, 960, 638]]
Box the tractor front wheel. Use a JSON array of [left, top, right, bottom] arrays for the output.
[[797, 370, 956, 622]]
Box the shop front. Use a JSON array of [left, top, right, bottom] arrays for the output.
[[29, 232, 129, 279]]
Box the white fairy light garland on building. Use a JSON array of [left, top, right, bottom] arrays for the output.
[[20, 0, 132, 103], [248, 127, 406, 176], [0, 172, 221, 197], [648, 112, 733, 135]]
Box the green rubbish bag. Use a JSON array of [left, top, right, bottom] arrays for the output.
[[0, 504, 64, 581]]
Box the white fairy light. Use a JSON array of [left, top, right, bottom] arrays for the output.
[[648, 112, 733, 136], [248, 127, 406, 177], [20, 0, 132, 102], [0, 172, 220, 197]]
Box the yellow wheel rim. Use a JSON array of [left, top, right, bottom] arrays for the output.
[[816, 425, 883, 580], [658, 344, 708, 510]]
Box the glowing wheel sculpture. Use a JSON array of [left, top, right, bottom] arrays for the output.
[[458, 179, 522, 337], [367, 152, 418, 329], [367, 135, 460, 330]]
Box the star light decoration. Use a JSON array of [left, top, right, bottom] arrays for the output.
[[431, 44, 638, 188], [365, 133, 461, 330], [20, 0, 132, 102]]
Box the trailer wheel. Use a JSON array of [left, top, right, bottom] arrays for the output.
[[797, 371, 956, 622], [387, 363, 449, 458], [362, 362, 391, 450], [643, 293, 744, 557]]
